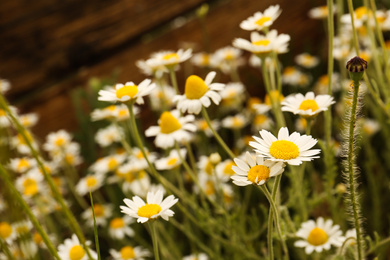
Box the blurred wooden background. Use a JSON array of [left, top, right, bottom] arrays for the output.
[[0, 0, 324, 138]]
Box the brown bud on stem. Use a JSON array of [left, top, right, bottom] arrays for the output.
[[346, 56, 367, 82]]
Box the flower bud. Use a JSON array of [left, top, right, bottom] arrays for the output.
[[209, 153, 221, 165], [346, 56, 367, 82]]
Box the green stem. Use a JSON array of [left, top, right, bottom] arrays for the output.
[[0, 95, 94, 260], [149, 222, 160, 260], [325, 0, 334, 146], [346, 80, 364, 260], [113, 121, 133, 155], [346, 0, 360, 55], [169, 68, 179, 94], [89, 192, 101, 260], [0, 237, 16, 260], [201, 107, 235, 160], [0, 164, 61, 260]]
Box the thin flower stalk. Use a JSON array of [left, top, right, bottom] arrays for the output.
[[89, 192, 101, 260], [201, 107, 235, 160], [169, 68, 179, 94], [346, 0, 360, 56], [0, 164, 61, 260], [148, 222, 160, 260], [0, 95, 95, 260]]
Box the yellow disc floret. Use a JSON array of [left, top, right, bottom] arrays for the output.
[[110, 217, 125, 229], [159, 112, 182, 134], [0, 222, 12, 239], [163, 53, 179, 61], [69, 245, 85, 260], [247, 165, 270, 184], [116, 84, 138, 100], [23, 178, 38, 196], [307, 227, 329, 246], [120, 246, 135, 259], [255, 16, 271, 26], [167, 158, 178, 166], [269, 140, 299, 160], [137, 204, 162, 219], [223, 161, 236, 176], [86, 176, 97, 188], [253, 39, 270, 46], [185, 75, 209, 99], [299, 99, 319, 112], [92, 204, 104, 217]]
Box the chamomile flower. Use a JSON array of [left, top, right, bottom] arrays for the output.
[[219, 82, 245, 109], [231, 152, 284, 186], [215, 159, 236, 182], [109, 245, 151, 260], [108, 216, 135, 239], [295, 53, 320, 68], [209, 46, 244, 74], [57, 234, 97, 260], [136, 59, 167, 78], [0, 221, 16, 243], [19, 240, 38, 259], [12, 130, 38, 155], [281, 92, 335, 118], [98, 79, 156, 104], [360, 118, 380, 136], [222, 114, 247, 129], [343, 229, 357, 246], [155, 149, 187, 170], [294, 217, 344, 255], [145, 110, 196, 149], [308, 5, 336, 19], [240, 5, 281, 31], [233, 30, 290, 56], [43, 130, 72, 153], [90, 153, 127, 175], [196, 118, 220, 137], [131, 147, 157, 170], [9, 157, 36, 174], [12, 220, 32, 238], [81, 204, 113, 227], [250, 127, 320, 165], [183, 253, 209, 260], [191, 52, 211, 68], [174, 72, 225, 114], [120, 189, 178, 223], [91, 104, 138, 122], [0, 79, 10, 94], [18, 113, 38, 128], [95, 124, 122, 147], [149, 49, 192, 69], [149, 85, 176, 110], [313, 74, 341, 94], [75, 174, 104, 196], [114, 162, 151, 197], [252, 114, 273, 131], [15, 171, 44, 198]]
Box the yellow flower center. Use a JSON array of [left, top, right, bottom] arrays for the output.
[[110, 218, 125, 229], [265, 90, 284, 105], [33, 232, 42, 244], [319, 6, 328, 16], [255, 16, 271, 26], [107, 105, 117, 111], [16, 226, 29, 235], [137, 204, 162, 218], [319, 75, 329, 85], [299, 99, 319, 112], [283, 66, 296, 75], [205, 180, 215, 195], [65, 154, 75, 165], [86, 176, 97, 188], [159, 111, 182, 134], [253, 39, 270, 46], [23, 178, 38, 196], [254, 115, 267, 125], [307, 227, 329, 246], [355, 6, 367, 19], [184, 75, 209, 99], [55, 137, 65, 146], [69, 245, 85, 260], [120, 246, 135, 259], [0, 109, 5, 116], [232, 117, 244, 127], [0, 222, 12, 239], [269, 140, 299, 160], [223, 161, 236, 176], [247, 165, 270, 183], [199, 120, 209, 130], [17, 158, 30, 171], [167, 158, 178, 166], [205, 160, 214, 175], [163, 53, 179, 61], [93, 204, 105, 217], [116, 84, 139, 99], [124, 172, 136, 183], [108, 158, 118, 171]]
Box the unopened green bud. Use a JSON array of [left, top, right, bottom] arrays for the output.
[[346, 56, 367, 82]]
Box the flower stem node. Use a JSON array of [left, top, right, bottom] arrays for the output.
[[346, 56, 367, 82]]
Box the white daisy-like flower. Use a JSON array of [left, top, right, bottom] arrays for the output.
[[136, 58, 167, 78], [12, 220, 33, 238], [174, 72, 225, 114], [52, 142, 83, 167], [0, 79, 11, 94], [18, 113, 39, 128], [340, 6, 369, 28], [308, 5, 336, 19], [57, 234, 97, 260], [109, 245, 151, 260], [43, 130, 72, 153], [220, 82, 245, 109], [250, 127, 320, 165], [75, 174, 105, 196], [191, 52, 211, 68], [9, 157, 36, 174], [120, 189, 178, 223], [233, 30, 290, 56], [89, 153, 127, 175], [215, 159, 236, 182], [360, 118, 380, 136], [95, 124, 122, 147], [145, 110, 196, 149], [15, 170, 44, 198], [19, 240, 38, 259], [221, 113, 247, 129], [98, 79, 156, 104], [114, 162, 151, 197], [281, 92, 335, 118], [282, 66, 311, 87], [196, 118, 220, 137], [148, 49, 192, 69], [313, 73, 341, 94], [155, 149, 187, 170], [294, 217, 344, 255], [149, 85, 176, 111], [131, 147, 157, 170], [11, 130, 38, 155], [0, 105, 17, 128], [240, 5, 281, 31], [295, 53, 320, 68], [252, 114, 273, 131], [231, 152, 284, 186], [81, 203, 113, 227], [108, 216, 135, 239], [183, 252, 209, 260], [343, 229, 357, 246], [197, 155, 215, 176], [91, 104, 139, 122], [0, 221, 16, 243], [209, 46, 244, 74]]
